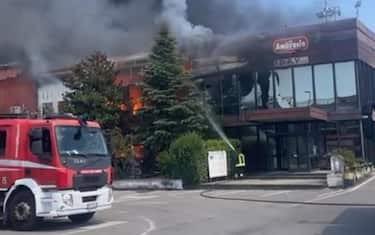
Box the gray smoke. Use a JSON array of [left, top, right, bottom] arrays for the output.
[[0, 0, 321, 74], [160, 0, 214, 55], [187, 0, 320, 34], [0, 0, 160, 73]]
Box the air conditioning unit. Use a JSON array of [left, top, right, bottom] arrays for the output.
[[9, 106, 23, 114]]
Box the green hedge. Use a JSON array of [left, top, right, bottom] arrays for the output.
[[159, 133, 207, 186], [205, 139, 241, 177]]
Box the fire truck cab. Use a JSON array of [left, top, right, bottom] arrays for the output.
[[0, 114, 113, 230]]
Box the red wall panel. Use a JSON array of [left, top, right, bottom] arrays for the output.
[[0, 75, 37, 113]]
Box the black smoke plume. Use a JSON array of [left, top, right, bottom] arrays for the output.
[[0, 0, 320, 72]]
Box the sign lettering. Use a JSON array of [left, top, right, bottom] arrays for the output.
[[274, 56, 309, 68], [273, 36, 309, 54]]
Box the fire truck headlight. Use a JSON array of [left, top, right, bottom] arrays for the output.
[[62, 194, 74, 207]]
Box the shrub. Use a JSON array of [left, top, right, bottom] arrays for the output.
[[106, 127, 132, 159], [159, 151, 174, 177], [112, 157, 142, 179], [332, 148, 357, 171], [160, 133, 207, 186], [205, 139, 241, 177]]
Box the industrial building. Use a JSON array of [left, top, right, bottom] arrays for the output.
[[198, 18, 375, 172], [2, 18, 375, 173]]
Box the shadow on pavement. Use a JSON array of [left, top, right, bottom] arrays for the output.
[[0, 218, 105, 232], [321, 208, 375, 235]]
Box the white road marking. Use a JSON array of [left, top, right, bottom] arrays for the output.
[[312, 174, 375, 202], [61, 221, 127, 235], [316, 189, 344, 199], [139, 216, 156, 235], [346, 174, 375, 192], [291, 174, 375, 208], [261, 191, 291, 198]]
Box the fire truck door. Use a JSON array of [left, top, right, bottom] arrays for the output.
[[28, 127, 56, 186], [0, 126, 17, 189]]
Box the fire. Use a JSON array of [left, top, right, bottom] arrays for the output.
[[132, 102, 142, 115], [128, 85, 142, 115]]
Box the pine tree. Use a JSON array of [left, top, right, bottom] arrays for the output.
[[63, 52, 135, 164], [137, 26, 209, 172], [63, 52, 124, 130]]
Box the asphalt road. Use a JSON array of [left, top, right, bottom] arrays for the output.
[[2, 176, 375, 235]]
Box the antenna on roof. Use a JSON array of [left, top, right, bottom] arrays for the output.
[[316, 0, 341, 23], [355, 0, 362, 18]]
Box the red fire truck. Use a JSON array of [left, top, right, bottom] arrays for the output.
[[0, 114, 113, 230]]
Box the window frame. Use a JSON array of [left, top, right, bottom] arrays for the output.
[[273, 67, 294, 109], [293, 65, 314, 108], [0, 129, 7, 158], [28, 127, 52, 159], [334, 61, 358, 109], [313, 63, 336, 107]]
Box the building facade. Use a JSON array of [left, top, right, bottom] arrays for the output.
[[0, 64, 37, 114], [199, 19, 375, 172], [37, 80, 70, 116]]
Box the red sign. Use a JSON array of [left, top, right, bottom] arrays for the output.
[[273, 36, 309, 54]]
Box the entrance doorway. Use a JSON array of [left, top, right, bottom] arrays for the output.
[[279, 136, 310, 171], [267, 134, 312, 171], [268, 135, 313, 171], [262, 123, 320, 172]]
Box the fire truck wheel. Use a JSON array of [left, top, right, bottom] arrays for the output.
[[68, 212, 95, 224], [7, 190, 37, 231]]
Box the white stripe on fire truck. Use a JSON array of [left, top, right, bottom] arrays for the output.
[[0, 168, 22, 171], [15, 124, 20, 159], [0, 160, 56, 170]]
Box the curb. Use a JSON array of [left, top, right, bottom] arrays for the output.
[[113, 179, 183, 190], [194, 183, 327, 190]]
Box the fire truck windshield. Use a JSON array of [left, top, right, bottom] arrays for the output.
[[56, 126, 109, 157]]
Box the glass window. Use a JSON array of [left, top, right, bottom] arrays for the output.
[[294, 66, 313, 107], [239, 71, 257, 110], [274, 68, 293, 108], [0, 130, 6, 156], [42, 102, 54, 116], [204, 79, 222, 114], [29, 128, 52, 158], [56, 126, 108, 156], [335, 61, 357, 108], [256, 71, 274, 109], [222, 74, 240, 115], [314, 64, 335, 106]]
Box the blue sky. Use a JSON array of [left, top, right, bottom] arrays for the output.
[[288, 0, 374, 30], [238, 0, 375, 31]]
